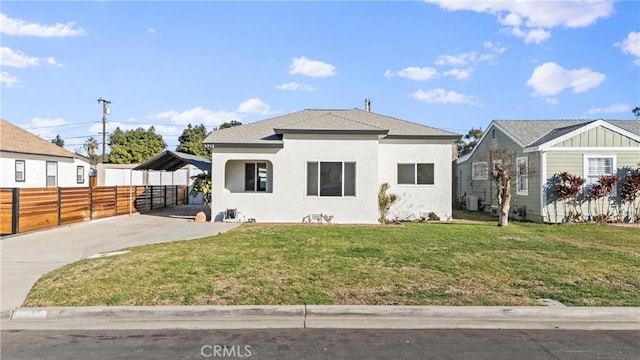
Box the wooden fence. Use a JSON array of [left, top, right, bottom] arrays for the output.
[[0, 185, 187, 236]]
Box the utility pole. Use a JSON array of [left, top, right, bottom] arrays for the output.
[[97, 98, 111, 162]]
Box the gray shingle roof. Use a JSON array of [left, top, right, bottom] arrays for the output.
[[0, 118, 77, 158], [493, 119, 640, 147], [204, 109, 460, 146]]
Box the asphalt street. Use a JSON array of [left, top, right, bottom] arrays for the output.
[[2, 329, 638, 360]]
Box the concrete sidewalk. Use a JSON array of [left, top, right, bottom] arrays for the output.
[[1, 206, 240, 314], [4, 305, 639, 330]]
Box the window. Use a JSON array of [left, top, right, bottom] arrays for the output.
[[15, 160, 25, 182], [46, 161, 57, 187], [398, 163, 435, 185], [516, 157, 528, 195], [307, 161, 356, 197], [244, 162, 267, 192], [77, 166, 85, 184], [585, 156, 615, 186], [472, 162, 488, 180]]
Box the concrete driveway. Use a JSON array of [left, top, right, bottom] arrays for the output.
[[1, 206, 240, 314]]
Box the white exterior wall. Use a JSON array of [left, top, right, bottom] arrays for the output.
[[102, 168, 189, 186], [104, 168, 145, 185], [0, 153, 90, 188], [212, 134, 380, 223], [378, 140, 454, 221]]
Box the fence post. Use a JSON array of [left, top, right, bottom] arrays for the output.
[[89, 185, 93, 220], [150, 186, 154, 211], [11, 188, 19, 234], [57, 187, 62, 225], [114, 186, 118, 216], [164, 185, 168, 208]]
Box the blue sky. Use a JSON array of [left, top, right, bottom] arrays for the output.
[[1, 1, 639, 154]]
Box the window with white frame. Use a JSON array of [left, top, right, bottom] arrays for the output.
[[307, 161, 356, 197], [585, 156, 615, 186], [398, 163, 434, 185], [472, 162, 488, 180], [46, 161, 57, 187], [15, 160, 25, 182], [77, 166, 85, 184], [516, 157, 528, 195], [244, 162, 267, 192]]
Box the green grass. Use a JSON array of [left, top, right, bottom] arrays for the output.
[[24, 219, 640, 307]]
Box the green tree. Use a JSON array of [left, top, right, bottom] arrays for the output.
[[190, 171, 212, 207], [176, 124, 211, 158], [51, 134, 65, 147], [455, 127, 483, 158], [633, 107, 640, 119], [219, 120, 242, 129], [106, 126, 167, 164]]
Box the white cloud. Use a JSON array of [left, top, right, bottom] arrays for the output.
[[425, 0, 614, 43], [522, 28, 551, 44], [435, 43, 503, 67], [237, 98, 271, 115], [150, 106, 239, 127], [276, 82, 316, 92], [0, 71, 18, 87], [526, 62, 605, 96], [443, 68, 471, 80], [483, 41, 506, 54], [21, 117, 69, 140], [0, 13, 85, 37], [410, 88, 478, 105], [587, 104, 631, 115], [147, 28, 157, 35], [289, 56, 336, 77], [0, 47, 61, 67], [385, 66, 439, 81], [545, 98, 559, 105], [615, 32, 640, 66]]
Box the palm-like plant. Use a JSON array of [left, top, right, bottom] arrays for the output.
[[378, 182, 398, 224], [83, 136, 99, 158]]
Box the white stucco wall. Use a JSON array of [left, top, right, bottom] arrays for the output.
[[212, 134, 455, 224], [0, 153, 91, 188], [212, 134, 380, 224], [378, 139, 454, 221]]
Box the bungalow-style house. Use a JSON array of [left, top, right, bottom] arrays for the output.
[[455, 119, 640, 223], [203, 109, 461, 224], [0, 119, 92, 188]]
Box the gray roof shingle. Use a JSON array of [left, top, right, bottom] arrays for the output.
[[493, 119, 640, 147], [204, 109, 460, 146]]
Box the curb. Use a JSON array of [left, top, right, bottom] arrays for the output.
[[7, 305, 640, 330]]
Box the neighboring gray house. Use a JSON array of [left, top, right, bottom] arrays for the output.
[[455, 119, 640, 223]]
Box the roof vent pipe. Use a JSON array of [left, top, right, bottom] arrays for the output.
[[365, 98, 371, 112]]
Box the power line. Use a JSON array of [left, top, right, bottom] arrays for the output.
[[24, 121, 99, 130]]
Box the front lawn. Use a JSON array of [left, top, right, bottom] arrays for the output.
[[24, 221, 640, 307]]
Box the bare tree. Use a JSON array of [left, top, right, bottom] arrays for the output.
[[488, 149, 535, 227]]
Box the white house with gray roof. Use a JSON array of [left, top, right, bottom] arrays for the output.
[[0, 119, 92, 188], [455, 119, 640, 223], [203, 109, 461, 224]]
